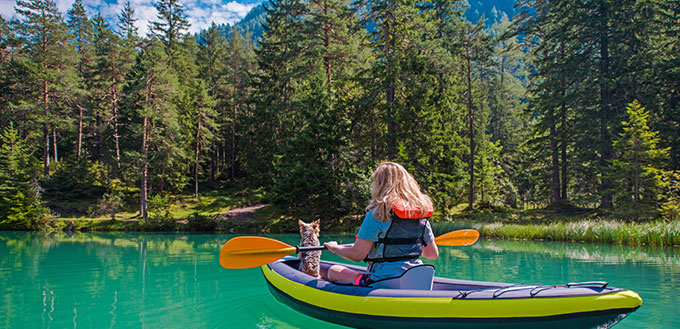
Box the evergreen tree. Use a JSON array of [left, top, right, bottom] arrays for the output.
[[223, 28, 255, 180], [15, 0, 78, 180], [651, 0, 680, 170], [354, 0, 432, 160], [91, 13, 128, 170], [611, 100, 670, 209], [271, 70, 350, 217], [197, 23, 227, 180], [186, 78, 217, 199], [118, 1, 138, 41], [0, 15, 18, 65], [149, 0, 189, 60], [0, 123, 44, 230], [124, 40, 182, 221], [66, 0, 93, 159], [0, 15, 21, 117], [454, 18, 493, 210], [245, 0, 307, 184]]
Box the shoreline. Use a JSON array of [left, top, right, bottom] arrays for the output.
[[3, 213, 677, 248]]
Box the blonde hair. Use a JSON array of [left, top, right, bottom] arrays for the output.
[[365, 162, 433, 221]]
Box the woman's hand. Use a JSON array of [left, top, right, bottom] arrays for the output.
[[324, 241, 339, 253], [323, 238, 374, 262]]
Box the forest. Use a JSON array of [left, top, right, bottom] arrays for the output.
[[0, 0, 679, 231]]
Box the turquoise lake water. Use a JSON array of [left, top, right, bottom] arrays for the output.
[[0, 232, 678, 328]]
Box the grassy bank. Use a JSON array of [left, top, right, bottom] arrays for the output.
[[19, 185, 680, 247], [51, 184, 268, 221], [432, 218, 680, 247]]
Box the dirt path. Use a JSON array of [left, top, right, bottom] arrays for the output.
[[221, 204, 268, 221]]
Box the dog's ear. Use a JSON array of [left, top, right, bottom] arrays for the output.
[[298, 220, 305, 227], [312, 219, 320, 235]]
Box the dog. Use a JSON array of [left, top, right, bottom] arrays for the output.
[[298, 219, 321, 278]]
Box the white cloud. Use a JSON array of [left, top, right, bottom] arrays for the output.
[[186, 1, 255, 33], [0, 2, 16, 21], [2, 0, 256, 35]]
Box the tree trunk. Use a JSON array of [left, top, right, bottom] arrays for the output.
[[560, 101, 568, 201], [141, 115, 149, 222], [53, 128, 58, 163], [195, 116, 201, 200], [385, 2, 395, 160], [113, 84, 121, 170], [43, 79, 50, 179], [77, 105, 83, 159], [323, 0, 332, 98], [231, 103, 236, 180], [140, 78, 152, 222], [549, 105, 561, 205], [466, 46, 475, 210], [633, 145, 640, 204], [42, 19, 50, 180], [598, 1, 613, 209], [43, 124, 50, 179]]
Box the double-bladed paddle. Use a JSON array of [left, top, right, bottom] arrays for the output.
[[219, 229, 480, 269]]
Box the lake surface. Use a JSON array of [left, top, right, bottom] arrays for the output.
[[0, 232, 678, 328]]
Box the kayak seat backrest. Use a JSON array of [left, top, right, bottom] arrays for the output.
[[368, 264, 435, 290]]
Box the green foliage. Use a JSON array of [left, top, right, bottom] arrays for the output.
[[610, 100, 671, 210], [43, 157, 108, 201], [0, 123, 47, 230], [185, 212, 218, 232], [661, 171, 680, 221], [147, 194, 172, 220], [2, 0, 679, 231], [88, 191, 124, 220]]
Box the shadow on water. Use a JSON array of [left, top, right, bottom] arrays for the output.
[[0, 232, 677, 328]]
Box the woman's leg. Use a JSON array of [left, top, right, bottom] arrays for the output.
[[322, 264, 363, 283]]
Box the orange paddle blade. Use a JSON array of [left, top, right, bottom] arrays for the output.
[[219, 236, 297, 269], [434, 229, 480, 246]]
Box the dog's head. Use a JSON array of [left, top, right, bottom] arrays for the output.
[[298, 219, 320, 237]]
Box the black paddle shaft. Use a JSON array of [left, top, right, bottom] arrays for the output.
[[296, 245, 327, 253]]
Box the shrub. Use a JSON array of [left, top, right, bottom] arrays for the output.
[[88, 192, 125, 220], [186, 213, 218, 232], [661, 171, 680, 221], [140, 217, 177, 231], [147, 194, 172, 221]]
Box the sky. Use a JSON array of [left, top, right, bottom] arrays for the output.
[[0, 0, 258, 35]]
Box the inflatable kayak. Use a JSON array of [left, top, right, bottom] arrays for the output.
[[262, 257, 642, 329]]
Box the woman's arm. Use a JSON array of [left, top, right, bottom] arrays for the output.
[[324, 237, 374, 262], [421, 240, 439, 260]]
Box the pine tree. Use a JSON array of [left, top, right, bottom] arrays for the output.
[[354, 0, 431, 160], [124, 40, 182, 221], [245, 0, 307, 183], [149, 0, 189, 61], [91, 13, 127, 170], [611, 100, 670, 209], [197, 23, 227, 180], [118, 1, 138, 41], [0, 15, 20, 116], [187, 79, 216, 199], [224, 28, 255, 180], [67, 0, 93, 159], [651, 0, 680, 170], [0, 123, 44, 230], [15, 0, 78, 180]]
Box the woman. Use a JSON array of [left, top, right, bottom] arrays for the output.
[[323, 162, 438, 285]]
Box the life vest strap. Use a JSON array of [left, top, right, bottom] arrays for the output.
[[365, 256, 420, 263], [377, 237, 422, 245]]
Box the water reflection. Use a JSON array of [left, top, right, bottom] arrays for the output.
[[0, 232, 677, 329], [476, 239, 680, 267]]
